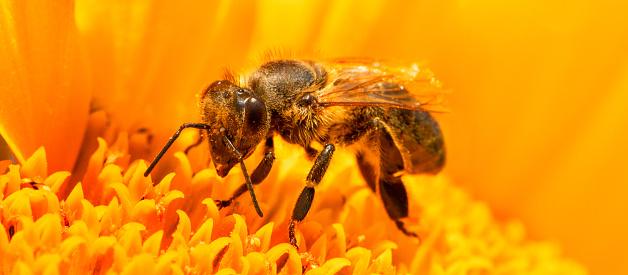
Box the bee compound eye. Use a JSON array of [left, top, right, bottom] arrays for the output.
[[239, 94, 268, 135]]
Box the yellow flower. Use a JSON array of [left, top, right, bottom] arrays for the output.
[[2, 0, 624, 274]]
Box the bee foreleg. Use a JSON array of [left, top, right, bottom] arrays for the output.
[[289, 143, 335, 248]]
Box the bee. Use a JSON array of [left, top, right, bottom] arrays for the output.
[[144, 56, 446, 246]]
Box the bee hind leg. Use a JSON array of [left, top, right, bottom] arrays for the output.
[[372, 118, 420, 240]]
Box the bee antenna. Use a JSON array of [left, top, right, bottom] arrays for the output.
[[144, 123, 211, 178], [221, 134, 264, 217]]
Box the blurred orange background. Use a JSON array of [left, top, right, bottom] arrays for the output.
[[1, 1, 627, 273]]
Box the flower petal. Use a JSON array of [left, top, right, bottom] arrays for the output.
[[0, 0, 90, 174]]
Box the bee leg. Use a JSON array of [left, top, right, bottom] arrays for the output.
[[289, 143, 335, 248], [355, 150, 378, 192], [379, 175, 418, 238], [221, 135, 267, 217], [372, 118, 419, 239], [215, 149, 276, 211]]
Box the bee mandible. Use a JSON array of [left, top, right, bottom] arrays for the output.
[[144, 56, 446, 246]]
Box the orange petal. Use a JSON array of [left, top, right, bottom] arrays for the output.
[[0, 0, 90, 174]]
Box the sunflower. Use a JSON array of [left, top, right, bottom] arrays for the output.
[[3, 0, 623, 274]]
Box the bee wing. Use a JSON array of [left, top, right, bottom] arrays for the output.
[[317, 58, 449, 112]]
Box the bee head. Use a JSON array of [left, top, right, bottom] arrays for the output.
[[199, 80, 270, 177]]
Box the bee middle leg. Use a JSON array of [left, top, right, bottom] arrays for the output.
[[289, 143, 335, 247], [215, 138, 275, 211]]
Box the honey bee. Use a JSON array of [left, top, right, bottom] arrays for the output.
[[144, 56, 446, 246]]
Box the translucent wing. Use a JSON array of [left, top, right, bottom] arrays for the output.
[[317, 58, 449, 112]]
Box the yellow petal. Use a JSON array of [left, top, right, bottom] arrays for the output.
[[131, 199, 158, 227], [120, 253, 155, 275], [367, 248, 394, 275], [308, 234, 328, 266], [64, 182, 84, 223], [2, 165, 21, 198], [127, 160, 151, 204], [44, 171, 70, 194], [80, 199, 99, 242], [326, 224, 346, 259], [266, 243, 301, 275], [345, 247, 371, 275], [118, 222, 146, 258], [189, 218, 214, 247], [242, 252, 270, 275], [202, 198, 221, 228], [10, 261, 34, 275], [34, 214, 62, 251], [79, 138, 107, 202], [20, 147, 47, 181], [109, 182, 133, 224], [142, 230, 164, 257], [34, 254, 61, 275], [173, 210, 191, 243], [251, 221, 274, 253], [170, 151, 193, 192], [95, 164, 122, 205], [58, 236, 90, 273], [304, 258, 351, 275]]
